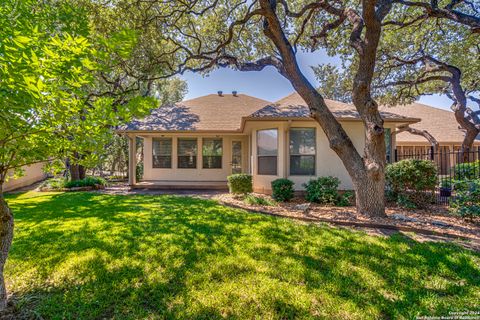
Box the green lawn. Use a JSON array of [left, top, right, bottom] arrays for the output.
[[4, 191, 480, 319]]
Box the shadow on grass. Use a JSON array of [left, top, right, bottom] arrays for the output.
[[3, 192, 480, 319]]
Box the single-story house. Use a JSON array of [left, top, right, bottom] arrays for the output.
[[4, 163, 47, 192], [118, 91, 419, 193]]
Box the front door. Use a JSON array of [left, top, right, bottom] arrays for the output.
[[231, 141, 242, 174]]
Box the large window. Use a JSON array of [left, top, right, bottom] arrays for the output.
[[290, 128, 316, 175], [152, 138, 172, 168], [202, 138, 222, 169], [178, 138, 197, 168], [257, 129, 278, 175]]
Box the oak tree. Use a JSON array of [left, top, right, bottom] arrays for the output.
[[97, 0, 479, 216]]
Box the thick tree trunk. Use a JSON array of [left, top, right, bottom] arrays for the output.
[[354, 172, 385, 216], [78, 164, 86, 180], [70, 164, 80, 181], [69, 152, 86, 181], [462, 128, 479, 151], [0, 186, 14, 311], [258, 0, 387, 217]]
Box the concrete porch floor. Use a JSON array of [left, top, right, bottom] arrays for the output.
[[133, 180, 228, 190], [99, 182, 226, 198]]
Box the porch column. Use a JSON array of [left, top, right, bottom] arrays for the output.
[[128, 135, 137, 186]]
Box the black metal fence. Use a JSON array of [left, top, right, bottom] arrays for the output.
[[393, 146, 480, 205]]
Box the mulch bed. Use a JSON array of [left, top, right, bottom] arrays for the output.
[[213, 193, 480, 242]]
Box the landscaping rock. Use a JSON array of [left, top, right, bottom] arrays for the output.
[[294, 203, 311, 213], [392, 214, 418, 222]]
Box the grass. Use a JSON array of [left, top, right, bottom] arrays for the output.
[[4, 191, 480, 319]]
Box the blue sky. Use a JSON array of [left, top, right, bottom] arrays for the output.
[[181, 51, 452, 111]]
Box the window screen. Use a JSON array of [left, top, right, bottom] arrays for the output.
[[152, 138, 172, 168], [289, 128, 315, 175], [257, 129, 278, 175], [178, 138, 197, 168], [202, 138, 222, 169]]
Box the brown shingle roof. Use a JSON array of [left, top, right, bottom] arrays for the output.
[[119, 94, 270, 132], [379, 103, 477, 144], [249, 92, 419, 123]]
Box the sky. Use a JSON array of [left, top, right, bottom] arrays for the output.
[[181, 51, 453, 111]]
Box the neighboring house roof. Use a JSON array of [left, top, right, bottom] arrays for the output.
[[248, 92, 419, 123], [379, 103, 478, 144], [119, 94, 270, 132]]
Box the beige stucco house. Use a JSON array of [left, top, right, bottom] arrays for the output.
[[119, 92, 419, 193]]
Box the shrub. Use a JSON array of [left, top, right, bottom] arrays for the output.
[[244, 194, 276, 206], [40, 178, 67, 190], [450, 179, 480, 218], [303, 176, 350, 206], [64, 176, 107, 189], [136, 163, 144, 181], [386, 159, 437, 208], [271, 178, 294, 202], [336, 191, 353, 207], [454, 160, 480, 180], [227, 174, 253, 195]]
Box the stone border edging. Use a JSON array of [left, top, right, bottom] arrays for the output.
[[218, 201, 478, 242]]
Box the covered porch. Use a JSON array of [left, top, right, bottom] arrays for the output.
[[126, 132, 250, 189]]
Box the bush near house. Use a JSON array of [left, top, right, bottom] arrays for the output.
[[303, 176, 352, 206], [450, 179, 480, 218], [40, 177, 107, 190], [271, 178, 294, 202], [454, 160, 480, 180], [227, 174, 253, 195], [64, 176, 107, 189], [386, 159, 437, 208]]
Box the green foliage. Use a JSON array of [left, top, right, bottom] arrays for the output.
[[450, 180, 480, 218], [40, 176, 107, 189], [440, 179, 453, 189], [336, 191, 353, 207], [303, 176, 350, 206], [40, 178, 67, 190], [136, 163, 144, 181], [454, 161, 480, 180], [386, 160, 437, 208], [271, 178, 295, 202], [63, 176, 107, 189], [4, 192, 480, 319], [227, 174, 253, 195], [244, 194, 276, 206]]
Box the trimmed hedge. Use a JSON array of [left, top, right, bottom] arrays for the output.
[[386, 159, 437, 208], [227, 174, 253, 195], [271, 178, 294, 202]]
